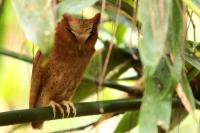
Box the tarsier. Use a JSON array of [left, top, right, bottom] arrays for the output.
[[29, 13, 100, 129]]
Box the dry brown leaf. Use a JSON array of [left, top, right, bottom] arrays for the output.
[[92, 113, 115, 128], [175, 83, 196, 121]]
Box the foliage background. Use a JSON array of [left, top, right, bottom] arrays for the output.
[[0, 0, 200, 133]]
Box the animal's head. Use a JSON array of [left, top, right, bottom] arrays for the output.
[[56, 13, 101, 50]]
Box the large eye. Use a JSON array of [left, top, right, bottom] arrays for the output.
[[90, 27, 96, 35], [65, 26, 76, 38], [65, 26, 72, 32], [90, 30, 95, 35]]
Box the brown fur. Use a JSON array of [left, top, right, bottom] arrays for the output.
[[29, 13, 100, 129]]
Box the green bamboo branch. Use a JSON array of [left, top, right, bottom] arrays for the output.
[[0, 48, 32, 63], [84, 75, 143, 96], [0, 99, 141, 126], [0, 98, 199, 127], [100, 80, 142, 96]]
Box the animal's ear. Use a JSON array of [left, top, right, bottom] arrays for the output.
[[63, 13, 74, 21], [92, 13, 101, 24]]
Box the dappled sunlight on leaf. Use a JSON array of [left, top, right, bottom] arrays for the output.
[[12, 0, 55, 55]]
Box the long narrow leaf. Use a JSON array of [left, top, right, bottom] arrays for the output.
[[138, 0, 172, 76], [138, 59, 174, 133]]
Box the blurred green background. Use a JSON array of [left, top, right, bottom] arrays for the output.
[[0, 0, 200, 133]]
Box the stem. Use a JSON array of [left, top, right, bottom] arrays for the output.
[[182, 0, 200, 18], [49, 113, 120, 133], [0, 98, 200, 126], [0, 99, 141, 126], [84, 75, 142, 96], [99, 80, 142, 96], [48, 122, 95, 133], [0, 48, 32, 63]]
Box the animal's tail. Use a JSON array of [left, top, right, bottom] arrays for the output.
[[31, 121, 44, 129]]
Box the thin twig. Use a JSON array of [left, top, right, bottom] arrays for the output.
[[49, 113, 120, 133], [182, 0, 200, 18], [103, 81, 142, 95], [84, 75, 142, 96], [98, 0, 121, 113], [186, 10, 196, 42], [7, 124, 28, 133], [0, 48, 32, 63], [97, 80, 142, 96], [48, 122, 95, 133]]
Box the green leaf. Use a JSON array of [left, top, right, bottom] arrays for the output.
[[114, 111, 139, 133], [166, 0, 196, 117], [179, 72, 196, 112], [0, 0, 7, 47], [182, 0, 200, 18], [187, 67, 199, 82], [57, 0, 98, 17], [139, 59, 174, 133], [107, 0, 134, 16], [95, 0, 135, 27], [12, 0, 55, 55], [138, 0, 172, 76], [185, 46, 200, 81], [185, 46, 200, 72], [166, 0, 185, 81], [115, 24, 127, 44], [122, 0, 134, 6]]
